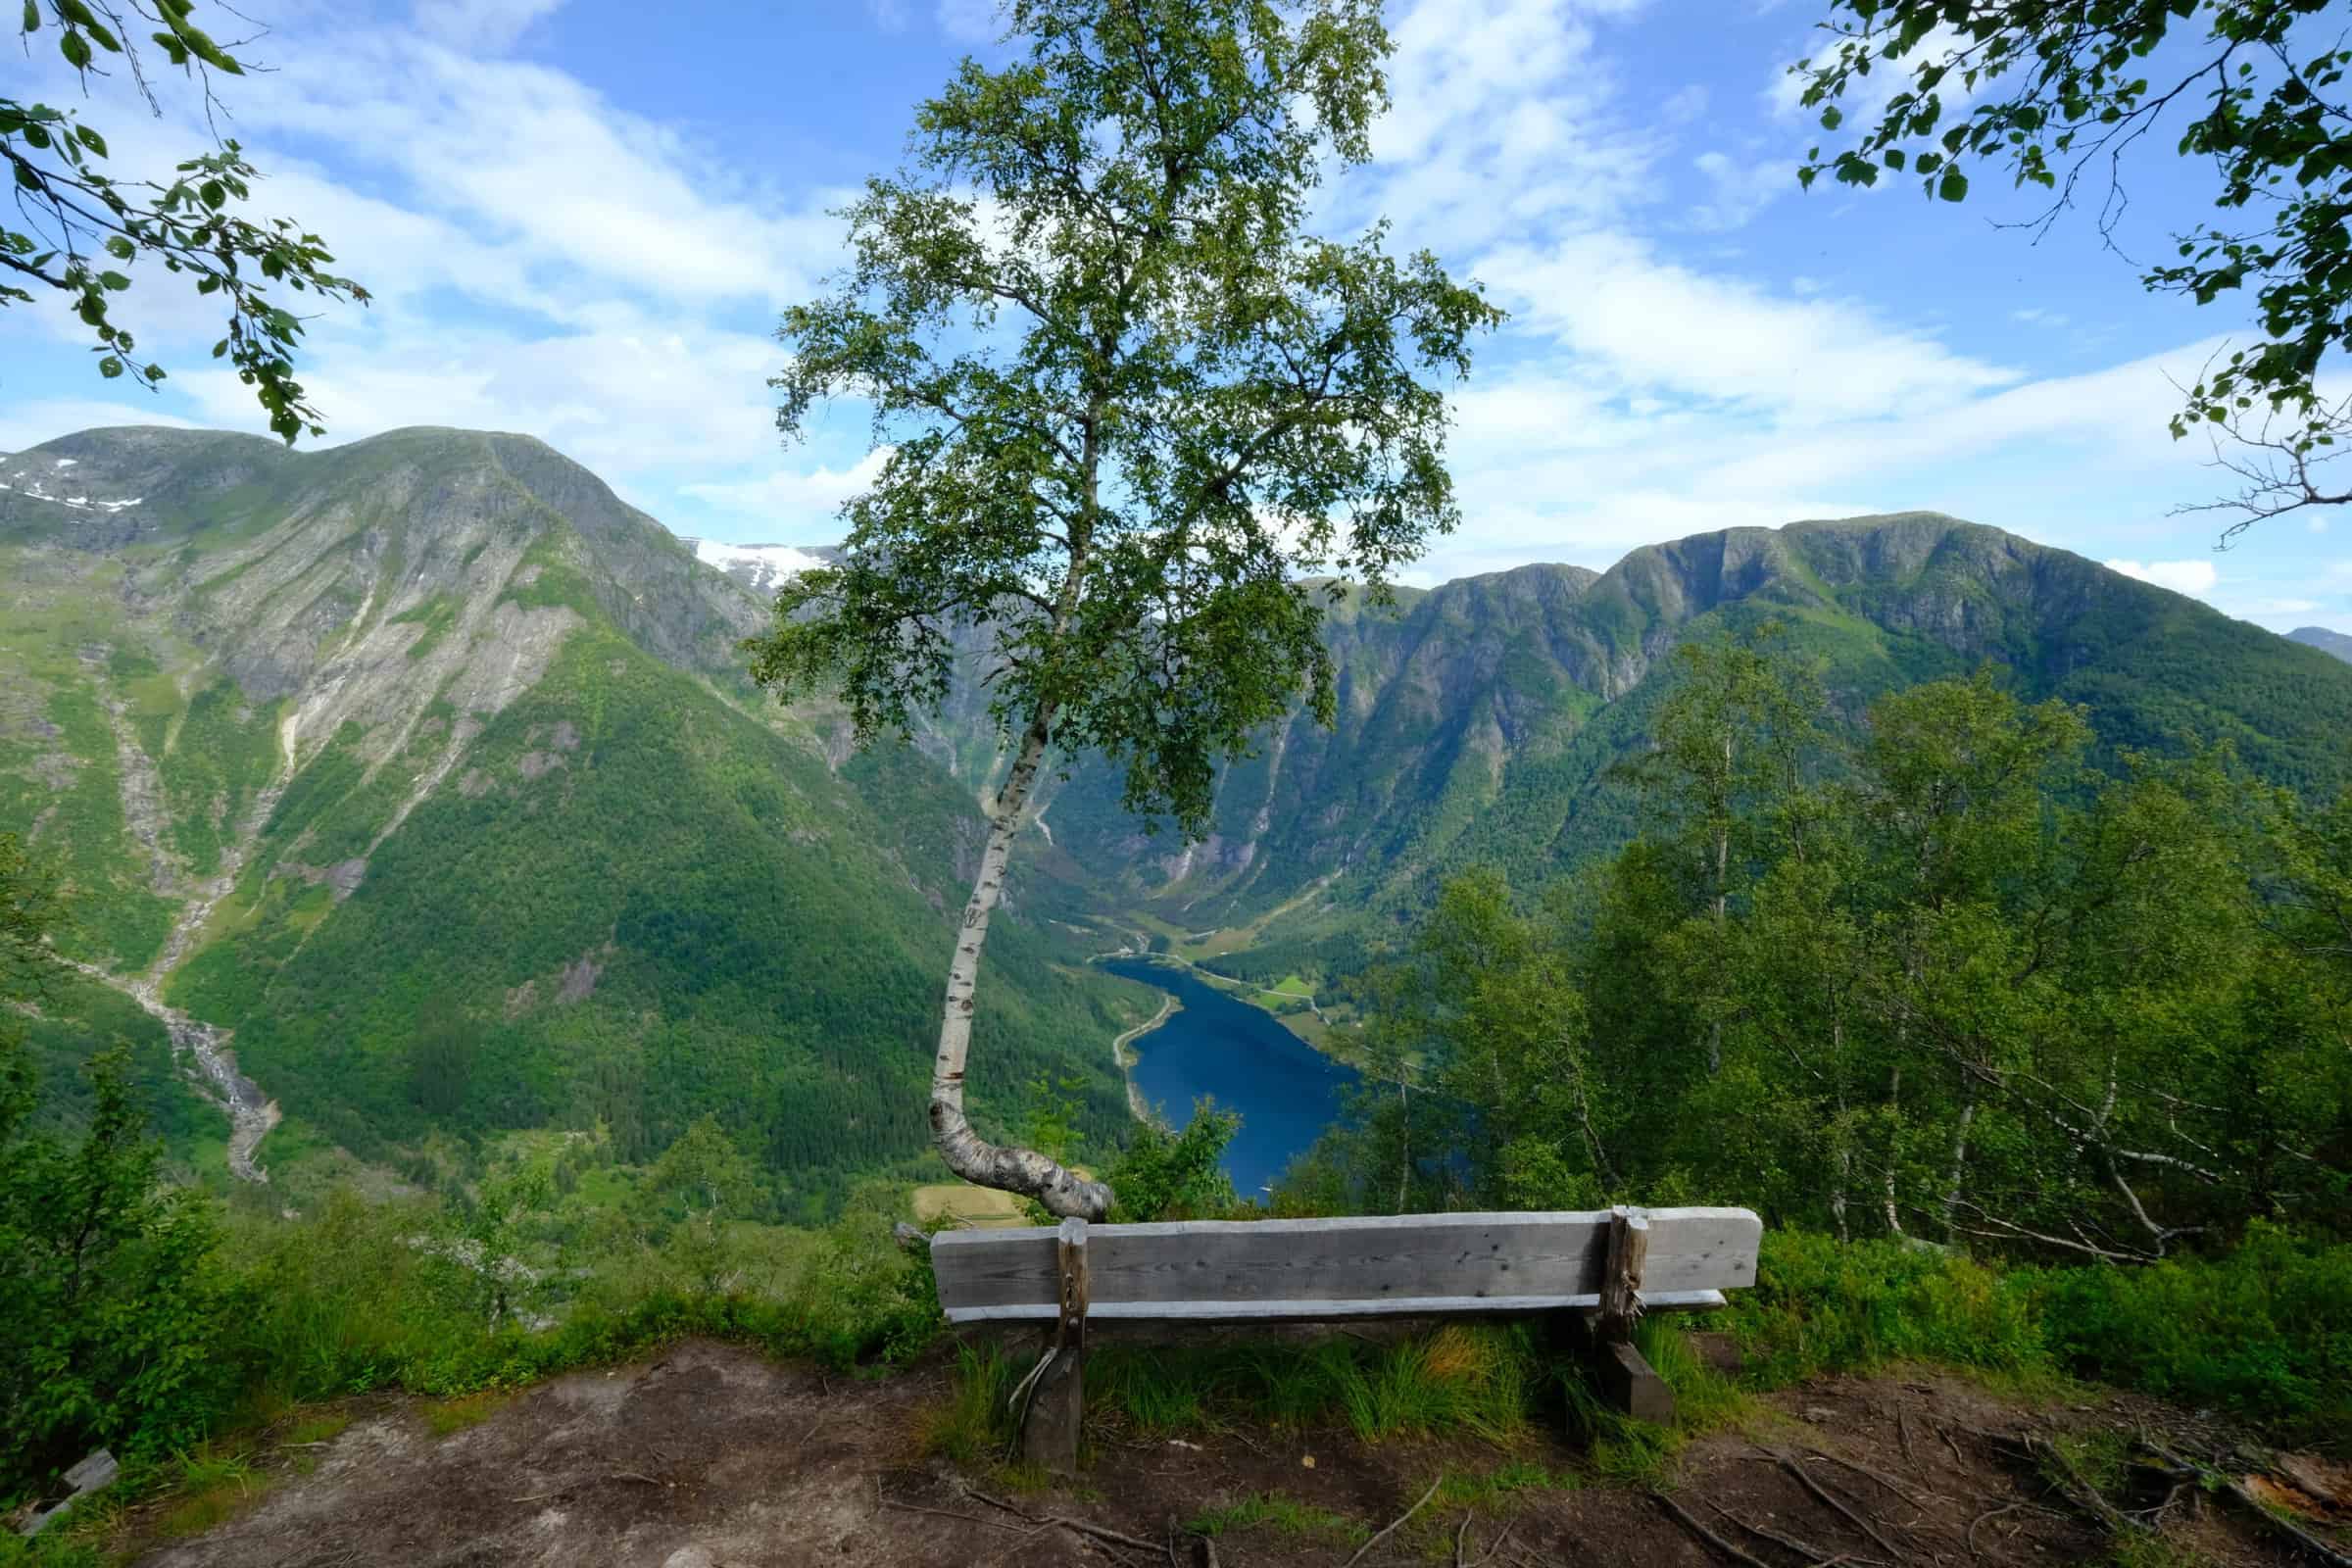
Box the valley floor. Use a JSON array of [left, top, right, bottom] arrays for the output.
[[101, 1337, 2340, 1568]]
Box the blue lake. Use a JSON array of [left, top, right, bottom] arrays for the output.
[[1102, 957, 1358, 1199]]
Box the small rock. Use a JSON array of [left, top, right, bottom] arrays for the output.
[[62, 1453, 117, 1494], [1299, 1454, 1315, 1469], [20, 1449, 118, 1538], [1803, 1406, 1835, 1424], [662, 1548, 717, 1568]]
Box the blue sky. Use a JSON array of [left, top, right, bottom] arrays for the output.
[[4, 0, 2347, 632]]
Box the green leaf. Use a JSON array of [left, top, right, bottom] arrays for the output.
[[74, 123, 105, 156], [97, 355, 122, 378], [59, 27, 90, 68], [20, 0, 34, 31], [1937, 169, 1969, 202], [104, 235, 132, 260], [97, 270, 128, 290]]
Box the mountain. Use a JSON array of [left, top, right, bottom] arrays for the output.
[[1025, 513, 2352, 941], [2291, 625, 2352, 663], [0, 427, 1138, 1210], [11, 427, 2350, 1203]]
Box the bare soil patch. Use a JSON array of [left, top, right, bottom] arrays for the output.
[[117, 1338, 2344, 1568]]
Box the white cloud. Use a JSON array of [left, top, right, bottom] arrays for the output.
[[2227, 597, 2321, 616], [188, 314, 780, 472], [1476, 231, 2016, 425], [412, 0, 565, 52], [2103, 559, 2220, 598], [1661, 85, 1709, 123], [1767, 21, 1976, 127], [0, 400, 202, 454], [234, 41, 850, 311], [1347, 0, 1655, 252], [1688, 151, 1792, 231], [681, 447, 894, 531], [937, 0, 999, 43]]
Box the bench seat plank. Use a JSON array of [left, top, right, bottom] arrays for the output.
[[932, 1207, 1759, 1319], [942, 1287, 1730, 1325]]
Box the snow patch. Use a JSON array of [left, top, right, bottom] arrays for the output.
[[693, 539, 829, 579], [52, 457, 76, 467]]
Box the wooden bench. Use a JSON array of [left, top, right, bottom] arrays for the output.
[[932, 1204, 1762, 1471]]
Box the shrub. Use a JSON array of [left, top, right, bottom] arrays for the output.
[[1, 1046, 234, 1501], [2027, 1220, 2352, 1450]]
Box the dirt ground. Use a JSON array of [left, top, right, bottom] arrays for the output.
[[115, 1336, 2345, 1568]]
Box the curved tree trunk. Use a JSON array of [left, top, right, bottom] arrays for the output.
[[929, 710, 1114, 1221]]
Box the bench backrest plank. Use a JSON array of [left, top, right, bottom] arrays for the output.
[[931, 1207, 1760, 1323]]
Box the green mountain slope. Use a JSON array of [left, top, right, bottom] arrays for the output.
[[0, 427, 1135, 1210], [1034, 513, 2352, 938], [11, 426, 2346, 1201]]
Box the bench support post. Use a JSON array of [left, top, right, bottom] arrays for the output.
[[1019, 1216, 1089, 1473], [1581, 1206, 1672, 1427]]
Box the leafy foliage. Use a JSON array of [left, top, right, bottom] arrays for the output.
[[1100, 1102, 1244, 1221], [752, 0, 1501, 830], [0, 1039, 227, 1496], [746, 0, 1499, 1214], [1307, 626, 2352, 1266], [1, 836, 229, 1495], [2, 2, 368, 439], [1790, 0, 2352, 528]]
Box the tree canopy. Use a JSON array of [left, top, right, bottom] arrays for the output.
[[1789, 0, 2350, 534], [747, 0, 1501, 1216], [3, 1, 367, 440], [1312, 630, 2352, 1265]]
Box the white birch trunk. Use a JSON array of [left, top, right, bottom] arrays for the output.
[[928, 712, 1113, 1220], [1941, 1095, 1976, 1242]]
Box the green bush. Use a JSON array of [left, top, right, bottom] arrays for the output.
[[2027, 1221, 2352, 1449], [1, 1045, 234, 1500], [1726, 1230, 2048, 1388], [1724, 1227, 2352, 1451]]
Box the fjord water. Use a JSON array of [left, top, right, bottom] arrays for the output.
[[1102, 957, 1358, 1198]]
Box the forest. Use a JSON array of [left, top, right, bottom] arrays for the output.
[[1285, 624, 2351, 1272]]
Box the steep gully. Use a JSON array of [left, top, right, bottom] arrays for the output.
[[74, 700, 299, 1184]]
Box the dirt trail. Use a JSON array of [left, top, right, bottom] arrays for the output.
[[116, 1338, 2334, 1568]]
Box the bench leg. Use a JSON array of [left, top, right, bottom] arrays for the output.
[[1594, 1339, 1674, 1426], [1020, 1331, 1084, 1474], [1547, 1310, 1677, 1430]]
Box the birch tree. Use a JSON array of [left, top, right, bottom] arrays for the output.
[[745, 0, 1500, 1219]]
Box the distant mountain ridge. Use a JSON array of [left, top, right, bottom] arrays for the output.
[[2291, 625, 2352, 662], [7, 423, 2349, 1199], [1021, 511, 2352, 933]]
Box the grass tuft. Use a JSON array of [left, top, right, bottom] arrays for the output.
[[153, 1450, 267, 1540], [421, 1391, 510, 1438], [1184, 1492, 1366, 1545], [917, 1344, 1024, 1464]]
